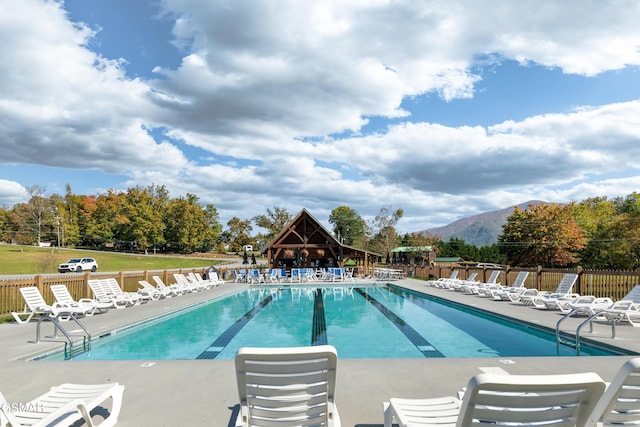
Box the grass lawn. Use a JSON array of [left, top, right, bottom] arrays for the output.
[[0, 244, 231, 275]]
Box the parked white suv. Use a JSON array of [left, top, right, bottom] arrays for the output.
[[476, 263, 502, 269], [58, 257, 98, 273]]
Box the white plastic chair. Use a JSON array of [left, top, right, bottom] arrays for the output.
[[11, 287, 92, 324], [587, 357, 640, 427], [384, 371, 605, 427], [0, 382, 124, 427], [50, 284, 112, 315], [234, 345, 340, 426]]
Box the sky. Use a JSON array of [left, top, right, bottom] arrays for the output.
[[1, 0, 640, 234]]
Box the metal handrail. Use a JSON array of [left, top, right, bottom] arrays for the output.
[[35, 312, 92, 358], [556, 309, 617, 355]]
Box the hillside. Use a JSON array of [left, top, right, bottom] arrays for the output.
[[425, 200, 547, 246]]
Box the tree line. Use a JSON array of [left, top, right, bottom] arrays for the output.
[[0, 185, 405, 256], [1, 184, 639, 269], [425, 193, 640, 270]]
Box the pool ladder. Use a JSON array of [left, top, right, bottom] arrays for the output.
[[556, 310, 617, 355], [36, 313, 92, 359]]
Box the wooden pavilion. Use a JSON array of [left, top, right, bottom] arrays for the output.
[[265, 209, 379, 277]]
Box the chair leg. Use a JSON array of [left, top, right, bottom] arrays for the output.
[[383, 401, 394, 427]]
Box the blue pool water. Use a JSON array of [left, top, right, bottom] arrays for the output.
[[49, 285, 617, 360]]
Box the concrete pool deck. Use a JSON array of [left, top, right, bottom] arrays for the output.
[[1, 278, 639, 426]]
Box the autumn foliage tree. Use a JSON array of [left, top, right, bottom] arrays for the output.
[[499, 203, 586, 267], [580, 193, 640, 269]]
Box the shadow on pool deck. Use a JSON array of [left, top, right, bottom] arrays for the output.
[[1, 278, 639, 426]]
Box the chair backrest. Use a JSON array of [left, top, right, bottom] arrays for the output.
[[456, 372, 605, 427], [88, 280, 109, 300], [587, 358, 640, 427], [104, 278, 125, 296], [152, 276, 169, 289], [50, 284, 75, 305], [622, 285, 640, 304], [555, 273, 579, 295], [486, 270, 501, 284], [19, 287, 49, 310], [450, 270, 459, 280], [512, 271, 530, 288], [138, 280, 154, 291], [235, 345, 338, 427], [173, 273, 190, 286], [467, 272, 478, 282]]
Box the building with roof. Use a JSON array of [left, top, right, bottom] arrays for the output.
[[265, 209, 379, 276], [389, 246, 436, 265]]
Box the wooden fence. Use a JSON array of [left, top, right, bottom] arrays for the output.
[[2, 265, 639, 317], [0, 267, 213, 316]]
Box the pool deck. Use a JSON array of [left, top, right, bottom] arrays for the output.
[[1, 278, 639, 426]]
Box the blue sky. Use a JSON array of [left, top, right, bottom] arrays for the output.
[[1, 0, 640, 233]]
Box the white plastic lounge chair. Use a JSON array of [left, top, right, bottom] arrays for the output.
[[430, 270, 459, 288], [138, 280, 173, 299], [491, 271, 530, 300], [384, 371, 605, 427], [186, 272, 211, 289], [0, 382, 124, 427], [519, 273, 579, 308], [187, 272, 216, 289], [152, 276, 185, 296], [562, 295, 615, 315], [598, 285, 640, 327], [103, 278, 147, 304], [11, 287, 92, 324], [173, 273, 204, 292], [207, 270, 225, 286], [234, 345, 340, 427], [587, 357, 640, 427], [462, 271, 501, 295], [449, 273, 479, 292], [50, 284, 111, 315], [88, 280, 134, 309]]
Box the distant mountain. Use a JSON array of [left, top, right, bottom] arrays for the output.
[[424, 200, 547, 246]]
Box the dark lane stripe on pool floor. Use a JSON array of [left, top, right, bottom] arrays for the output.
[[196, 290, 278, 359], [311, 288, 328, 346], [355, 288, 444, 358]]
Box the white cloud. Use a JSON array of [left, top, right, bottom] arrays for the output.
[[0, 180, 27, 206], [0, 0, 188, 173], [1, 0, 640, 232]]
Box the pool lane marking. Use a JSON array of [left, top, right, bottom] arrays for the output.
[[196, 290, 278, 359], [354, 288, 444, 358], [311, 288, 328, 346]]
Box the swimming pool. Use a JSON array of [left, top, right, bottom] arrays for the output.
[[45, 284, 619, 360]]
